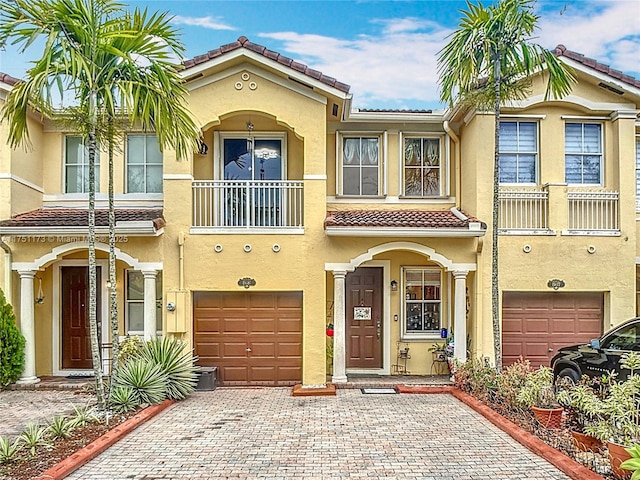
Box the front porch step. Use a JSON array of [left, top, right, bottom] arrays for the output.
[[330, 375, 452, 389]]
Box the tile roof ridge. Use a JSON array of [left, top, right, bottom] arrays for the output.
[[183, 36, 350, 93], [0, 72, 21, 86], [553, 44, 640, 89]]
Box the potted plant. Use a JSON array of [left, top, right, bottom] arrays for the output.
[[556, 380, 605, 452], [517, 366, 564, 429], [583, 352, 640, 479], [428, 342, 447, 362], [620, 444, 640, 480]]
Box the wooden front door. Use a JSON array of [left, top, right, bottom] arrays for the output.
[[346, 267, 383, 369], [62, 266, 101, 370]]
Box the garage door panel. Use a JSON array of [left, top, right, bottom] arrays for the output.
[[503, 292, 603, 368], [194, 292, 302, 386], [525, 319, 549, 333], [223, 318, 250, 334], [251, 318, 276, 333], [251, 343, 276, 357], [278, 343, 302, 357]]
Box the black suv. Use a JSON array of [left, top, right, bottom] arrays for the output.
[[551, 317, 640, 383]]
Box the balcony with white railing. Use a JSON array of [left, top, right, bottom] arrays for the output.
[[498, 188, 552, 234], [566, 190, 619, 235], [192, 180, 304, 232]]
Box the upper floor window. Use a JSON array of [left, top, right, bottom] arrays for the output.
[[65, 135, 99, 193], [222, 135, 283, 181], [403, 268, 442, 338], [127, 134, 163, 193], [403, 137, 441, 196], [499, 121, 537, 184], [340, 135, 381, 196], [565, 123, 602, 185]]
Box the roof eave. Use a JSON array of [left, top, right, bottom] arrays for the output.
[[0, 223, 163, 237], [324, 226, 486, 237]]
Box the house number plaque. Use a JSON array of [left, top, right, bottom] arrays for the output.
[[353, 306, 372, 320]]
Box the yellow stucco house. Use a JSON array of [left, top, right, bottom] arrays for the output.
[[1, 38, 639, 387]]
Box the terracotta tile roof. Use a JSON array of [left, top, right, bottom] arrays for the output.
[[324, 210, 485, 229], [0, 209, 165, 230], [0, 72, 20, 86], [554, 45, 640, 89], [182, 36, 351, 94]]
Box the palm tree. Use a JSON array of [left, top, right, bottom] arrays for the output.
[[1, 0, 199, 407], [438, 0, 575, 371]]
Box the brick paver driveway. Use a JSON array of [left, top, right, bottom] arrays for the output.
[[69, 388, 571, 480]]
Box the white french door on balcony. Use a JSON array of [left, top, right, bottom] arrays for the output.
[[217, 133, 286, 227]]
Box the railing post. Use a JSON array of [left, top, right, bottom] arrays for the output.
[[545, 183, 567, 233]]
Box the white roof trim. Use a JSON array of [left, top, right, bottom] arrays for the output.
[[504, 93, 635, 112], [344, 110, 445, 122], [0, 224, 162, 236], [559, 57, 640, 97], [181, 49, 350, 100], [325, 226, 485, 237]]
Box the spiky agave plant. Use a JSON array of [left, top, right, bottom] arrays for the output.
[[0, 436, 22, 464], [18, 423, 50, 456], [108, 385, 140, 413], [112, 357, 167, 405], [139, 336, 199, 400], [46, 415, 75, 440]]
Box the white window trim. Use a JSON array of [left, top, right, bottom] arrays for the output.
[[335, 131, 385, 197], [125, 269, 162, 336], [214, 131, 287, 181], [498, 120, 539, 186], [125, 133, 163, 194], [400, 134, 446, 198], [635, 136, 640, 212], [64, 134, 100, 194], [564, 121, 604, 186], [401, 266, 445, 340]]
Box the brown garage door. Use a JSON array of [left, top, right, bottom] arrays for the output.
[[193, 291, 302, 386], [502, 292, 603, 368]]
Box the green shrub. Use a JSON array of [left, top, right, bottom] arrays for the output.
[[112, 357, 167, 405], [46, 416, 75, 440], [108, 385, 139, 413], [0, 289, 25, 387], [0, 436, 22, 464], [18, 423, 50, 456], [70, 404, 99, 428], [620, 444, 640, 480], [118, 335, 143, 366], [139, 337, 199, 400]]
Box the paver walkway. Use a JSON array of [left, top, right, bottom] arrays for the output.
[[0, 389, 93, 440], [68, 388, 572, 480]]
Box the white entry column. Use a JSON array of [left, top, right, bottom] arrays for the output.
[[332, 270, 347, 383], [141, 269, 157, 341], [17, 270, 40, 384], [452, 270, 468, 363]]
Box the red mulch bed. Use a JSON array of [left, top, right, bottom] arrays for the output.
[[0, 410, 138, 480]]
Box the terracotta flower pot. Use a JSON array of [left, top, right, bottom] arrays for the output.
[[530, 406, 564, 429], [607, 441, 632, 480], [570, 430, 603, 452]]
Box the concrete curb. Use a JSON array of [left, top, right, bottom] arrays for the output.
[[34, 399, 175, 480], [396, 385, 604, 480]]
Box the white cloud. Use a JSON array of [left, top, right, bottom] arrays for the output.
[[171, 15, 236, 31], [259, 24, 452, 110], [258, 2, 639, 110], [537, 1, 640, 76]]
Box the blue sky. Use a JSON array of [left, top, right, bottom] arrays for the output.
[[1, 0, 639, 109]]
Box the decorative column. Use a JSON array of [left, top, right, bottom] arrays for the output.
[[452, 270, 468, 363], [141, 269, 157, 341], [17, 270, 39, 384], [332, 270, 347, 383]]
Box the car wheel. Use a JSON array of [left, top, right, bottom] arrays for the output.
[[556, 367, 580, 385]]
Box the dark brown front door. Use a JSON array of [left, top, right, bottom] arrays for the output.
[[346, 267, 383, 369], [62, 266, 101, 370]]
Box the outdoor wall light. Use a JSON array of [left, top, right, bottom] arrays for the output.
[[246, 121, 254, 132], [198, 139, 208, 155], [390, 280, 398, 291]]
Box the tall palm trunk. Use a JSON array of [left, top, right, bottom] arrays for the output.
[[108, 120, 119, 388], [491, 55, 502, 373], [88, 92, 105, 409]]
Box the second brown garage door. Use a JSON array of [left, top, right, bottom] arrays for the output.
[[502, 292, 603, 368], [194, 291, 302, 386]]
